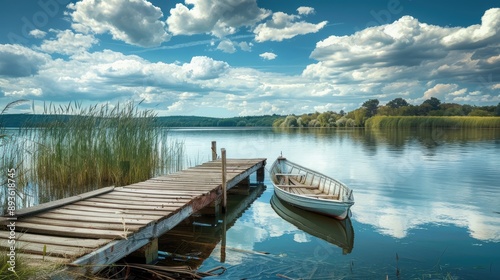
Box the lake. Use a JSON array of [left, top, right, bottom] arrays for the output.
[[160, 127, 500, 279]]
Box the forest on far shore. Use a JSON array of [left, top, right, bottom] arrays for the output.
[[1, 97, 499, 128], [273, 97, 500, 128]]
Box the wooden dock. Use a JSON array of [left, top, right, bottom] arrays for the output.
[[0, 157, 266, 277]]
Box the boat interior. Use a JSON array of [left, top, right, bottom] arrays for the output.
[[275, 174, 341, 200]]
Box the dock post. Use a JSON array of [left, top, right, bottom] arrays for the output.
[[257, 166, 265, 183], [221, 148, 227, 213], [211, 141, 217, 160], [129, 238, 158, 264]]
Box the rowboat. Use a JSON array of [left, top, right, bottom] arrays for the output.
[[270, 194, 354, 254], [269, 156, 354, 220]]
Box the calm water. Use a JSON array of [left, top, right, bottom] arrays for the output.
[[162, 127, 500, 279]]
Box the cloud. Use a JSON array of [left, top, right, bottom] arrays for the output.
[[0, 44, 50, 77], [181, 56, 229, 80], [303, 8, 500, 105], [297, 6, 315, 15], [254, 11, 327, 42], [29, 29, 47, 39], [39, 29, 97, 55], [422, 83, 459, 100], [217, 39, 236, 53], [259, 52, 277, 60], [67, 0, 170, 47], [167, 0, 270, 38], [238, 41, 253, 52], [442, 8, 500, 49]]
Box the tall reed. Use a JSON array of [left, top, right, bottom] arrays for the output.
[[0, 100, 32, 214], [23, 101, 184, 204], [365, 116, 500, 129]]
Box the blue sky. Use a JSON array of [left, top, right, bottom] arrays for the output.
[[0, 0, 499, 117]]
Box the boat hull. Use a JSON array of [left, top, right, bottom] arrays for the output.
[[274, 186, 353, 219], [270, 157, 354, 220]]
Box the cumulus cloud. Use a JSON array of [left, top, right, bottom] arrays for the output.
[[422, 83, 460, 100], [167, 0, 270, 37], [39, 29, 97, 55], [217, 39, 236, 53], [67, 0, 170, 47], [239, 41, 253, 52], [304, 8, 500, 106], [297, 6, 315, 15], [260, 52, 277, 60], [181, 56, 229, 80], [254, 11, 327, 42], [442, 8, 500, 49], [0, 44, 50, 77], [29, 29, 47, 39]]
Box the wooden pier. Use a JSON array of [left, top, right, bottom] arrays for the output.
[[1, 156, 266, 278]]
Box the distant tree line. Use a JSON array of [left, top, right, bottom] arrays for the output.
[[273, 98, 500, 128], [0, 114, 284, 128]]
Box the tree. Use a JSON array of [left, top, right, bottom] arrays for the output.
[[362, 99, 379, 117], [422, 97, 441, 110], [282, 115, 298, 127], [495, 103, 500, 116], [387, 97, 409, 109]]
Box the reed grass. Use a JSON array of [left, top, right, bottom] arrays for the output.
[[20, 101, 185, 204], [0, 248, 62, 279], [0, 100, 32, 214], [365, 116, 500, 129]]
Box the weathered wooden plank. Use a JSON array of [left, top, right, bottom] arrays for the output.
[[20, 217, 143, 231], [74, 201, 181, 211], [98, 193, 191, 201], [0, 239, 93, 258], [61, 204, 173, 216], [0, 232, 110, 248], [113, 188, 196, 198], [115, 188, 201, 195], [1, 186, 115, 220], [48, 208, 164, 220], [14, 222, 130, 239], [124, 184, 215, 190], [85, 197, 187, 207], [33, 212, 152, 225], [17, 253, 70, 264]]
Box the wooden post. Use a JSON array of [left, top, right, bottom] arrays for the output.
[[211, 141, 217, 160], [257, 166, 265, 183], [221, 213, 227, 263], [130, 238, 158, 264], [221, 148, 227, 213]]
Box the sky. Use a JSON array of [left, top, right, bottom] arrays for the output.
[[0, 0, 499, 117]]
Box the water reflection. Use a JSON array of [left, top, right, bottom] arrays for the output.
[[270, 194, 354, 254], [157, 183, 267, 267]]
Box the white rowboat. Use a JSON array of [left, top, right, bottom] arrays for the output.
[[270, 156, 354, 220]]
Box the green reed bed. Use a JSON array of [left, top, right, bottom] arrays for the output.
[[20, 102, 184, 205], [365, 116, 500, 129]]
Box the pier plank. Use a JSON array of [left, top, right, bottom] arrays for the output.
[[14, 222, 131, 239], [0, 232, 110, 248]]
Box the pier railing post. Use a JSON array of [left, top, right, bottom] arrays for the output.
[[221, 148, 227, 213], [211, 141, 217, 160]]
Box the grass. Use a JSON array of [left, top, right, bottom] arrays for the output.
[[25, 101, 185, 203], [365, 116, 500, 129], [0, 248, 63, 280], [1, 101, 185, 212]]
